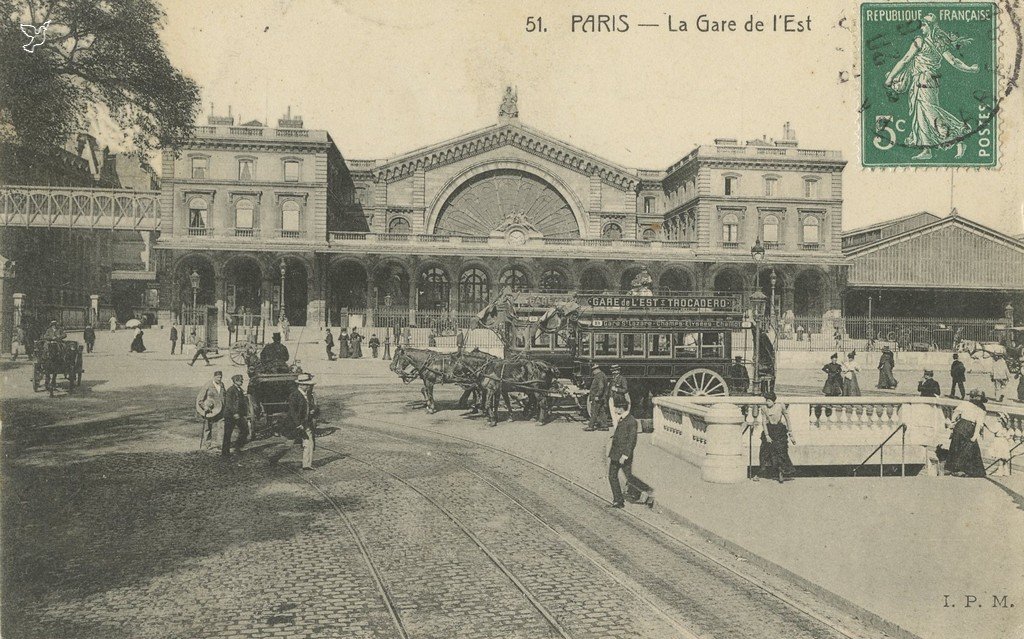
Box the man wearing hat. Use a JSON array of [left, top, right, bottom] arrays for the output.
[[260, 331, 290, 366], [41, 320, 66, 341], [288, 373, 320, 470], [949, 353, 967, 399], [609, 364, 629, 410], [918, 370, 941, 397], [585, 363, 610, 431], [195, 371, 226, 451], [728, 356, 750, 394], [222, 373, 250, 456]]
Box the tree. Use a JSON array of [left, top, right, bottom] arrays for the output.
[[0, 0, 200, 159]]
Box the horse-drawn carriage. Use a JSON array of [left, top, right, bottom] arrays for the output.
[[247, 367, 304, 439], [32, 338, 84, 396]]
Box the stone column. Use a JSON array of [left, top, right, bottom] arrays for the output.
[[90, 294, 100, 325], [0, 259, 14, 352], [701, 403, 747, 483], [214, 275, 226, 324]]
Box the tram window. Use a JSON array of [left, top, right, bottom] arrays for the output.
[[594, 333, 619, 357], [647, 333, 672, 358], [674, 332, 699, 358], [579, 333, 592, 357], [553, 332, 570, 352], [621, 333, 644, 357], [700, 332, 726, 359], [532, 331, 552, 350], [514, 327, 528, 349]]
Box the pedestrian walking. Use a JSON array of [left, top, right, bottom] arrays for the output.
[[383, 333, 392, 360], [990, 353, 1010, 402], [842, 350, 861, 396], [754, 391, 796, 483], [368, 334, 380, 358], [10, 324, 24, 360], [876, 345, 897, 389], [456, 329, 466, 354], [288, 373, 320, 470], [109, 315, 117, 332], [946, 390, 988, 477], [917, 369, 941, 397], [950, 353, 967, 399], [170, 325, 179, 355], [584, 363, 610, 431], [822, 353, 843, 396], [222, 374, 249, 456], [351, 328, 364, 358], [195, 371, 226, 451], [324, 328, 336, 361], [607, 396, 654, 508], [609, 364, 630, 411], [129, 327, 146, 353], [188, 338, 213, 366], [83, 324, 96, 353], [339, 328, 350, 358]]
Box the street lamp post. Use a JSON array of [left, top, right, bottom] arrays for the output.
[[189, 270, 200, 311], [770, 268, 778, 327], [278, 259, 287, 325], [750, 291, 768, 396], [750, 238, 765, 291]]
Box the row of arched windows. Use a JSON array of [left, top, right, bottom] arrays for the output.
[[417, 267, 571, 311]]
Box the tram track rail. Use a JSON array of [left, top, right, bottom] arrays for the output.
[[327, 392, 910, 639]]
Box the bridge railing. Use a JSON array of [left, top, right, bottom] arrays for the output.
[[0, 185, 161, 230], [653, 395, 1024, 483]]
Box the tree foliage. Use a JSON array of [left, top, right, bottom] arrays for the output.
[[0, 0, 200, 158]]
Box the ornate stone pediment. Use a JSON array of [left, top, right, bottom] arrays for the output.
[[372, 121, 640, 191]]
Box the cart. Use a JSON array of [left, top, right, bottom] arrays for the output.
[[247, 368, 303, 439], [32, 339, 83, 396]]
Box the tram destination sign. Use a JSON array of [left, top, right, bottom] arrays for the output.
[[580, 295, 740, 312], [589, 317, 744, 330]]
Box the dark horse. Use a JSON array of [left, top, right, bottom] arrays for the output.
[[33, 339, 82, 396], [389, 346, 462, 413], [452, 348, 513, 420], [458, 353, 559, 426]]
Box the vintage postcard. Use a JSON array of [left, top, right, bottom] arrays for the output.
[[1, 1, 1022, 639]]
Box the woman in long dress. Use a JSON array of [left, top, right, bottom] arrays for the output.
[[338, 329, 350, 358], [877, 346, 898, 389], [129, 328, 146, 353], [842, 351, 861, 396], [755, 392, 796, 483], [822, 353, 844, 396], [350, 330, 363, 358], [946, 390, 988, 477], [884, 14, 980, 160]]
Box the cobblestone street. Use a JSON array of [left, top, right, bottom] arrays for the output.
[[0, 334, 915, 639]]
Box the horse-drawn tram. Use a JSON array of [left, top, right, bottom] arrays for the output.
[[502, 291, 756, 398]]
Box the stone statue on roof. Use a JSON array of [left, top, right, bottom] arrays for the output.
[[499, 86, 518, 119], [629, 268, 654, 295]]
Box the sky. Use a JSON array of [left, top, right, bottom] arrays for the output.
[[157, 0, 1023, 235]]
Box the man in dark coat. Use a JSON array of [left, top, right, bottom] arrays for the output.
[[584, 363, 609, 431], [170, 325, 179, 355], [608, 396, 654, 508], [324, 329, 336, 360], [222, 373, 249, 456], [260, 332, 290, 365], [195, 371, 226, 451], [822, 353, 844, 396], [610, 364, 630, 412], [950, 354, 967, 399], [83, 324, 96, 353], [728, 356, 750, 394], [288, 374, 320, 470], [41, 321, 66, 341], [456, 329, 466, 354], [918, 369, 941, 397], [188, 338, 213, 366], [368, 334, 381, 358]]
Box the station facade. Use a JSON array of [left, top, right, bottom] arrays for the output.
[[154, 97, 851, 327]]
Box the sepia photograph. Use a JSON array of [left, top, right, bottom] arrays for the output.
[[1, 1, 1022, 638]]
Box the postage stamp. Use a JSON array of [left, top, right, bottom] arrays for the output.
[[861, 3, 998, 168]]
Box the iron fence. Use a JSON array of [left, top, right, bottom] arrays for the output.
[[777, 315, 1004, 352], [350, 307, 505, 350]]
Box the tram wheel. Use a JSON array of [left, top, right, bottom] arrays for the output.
[[673, 369, 730, 397]]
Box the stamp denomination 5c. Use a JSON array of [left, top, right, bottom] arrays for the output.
[[861, 3, 998, 167]]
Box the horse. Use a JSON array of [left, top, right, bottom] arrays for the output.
[[389, 346, 460, 413], [34, 339, 80, 396], [451, 348, 513, 420], [473, 355, 560, 426]]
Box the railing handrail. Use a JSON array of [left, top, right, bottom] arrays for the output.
[[852, 423, 907, 476]]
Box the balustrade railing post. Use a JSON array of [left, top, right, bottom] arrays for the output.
[[880, 443, 884, 477]]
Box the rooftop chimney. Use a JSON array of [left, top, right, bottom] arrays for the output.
[[207, 103, 234, 125], [278, 105, 304, 129]]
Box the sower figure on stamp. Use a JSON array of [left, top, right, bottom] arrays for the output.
[[288, 373, 320, 470], [195, 371, 225, 451], [222, 374, 249, 456], [607, 396, 654, 509]]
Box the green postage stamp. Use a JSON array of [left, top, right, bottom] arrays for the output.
[[861, 3, 998, 167]]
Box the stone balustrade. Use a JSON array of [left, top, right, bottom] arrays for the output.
[[653, 395, 1024, 483]]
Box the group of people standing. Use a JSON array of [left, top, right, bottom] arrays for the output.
[[324, 327, 384, 360]]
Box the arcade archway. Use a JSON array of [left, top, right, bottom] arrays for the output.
[[328, 261, 368, 325]]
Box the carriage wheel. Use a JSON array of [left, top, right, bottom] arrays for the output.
[[229, 346, 248, 367], [32, 363, 43, 392], [673, 369, 730, 397]]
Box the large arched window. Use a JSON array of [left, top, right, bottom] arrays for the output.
[[802, 216, 820, 244], [234, 200, 254, 230], [641, 228, 656, 241], [499, 267, 530, 292], [763, 214, 780, 243], [282, 201, 301, 237], [602, 223, 623, 240], [540, 269, 568, 293], [188, 197, 208, 233], [388, 217, 411, 235], [459, 268, 489, 312], [722, 213, 739, 243], [419, 267, 450, 311]]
